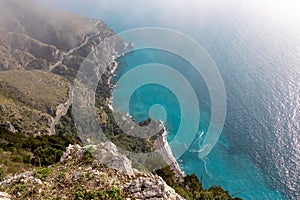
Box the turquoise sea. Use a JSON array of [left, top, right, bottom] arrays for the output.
[[39, 1, 300, 199]]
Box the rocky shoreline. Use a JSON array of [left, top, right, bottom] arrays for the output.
[[106, 53, 185, 179]]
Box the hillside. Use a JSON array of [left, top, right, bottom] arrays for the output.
[[0, 0, 121, 135], [0, 70, 69, 135], [0, 0, 119, 78], [0, 70, 69, 113]]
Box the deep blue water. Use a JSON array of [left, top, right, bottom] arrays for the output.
[[38, 1, 300, 199]]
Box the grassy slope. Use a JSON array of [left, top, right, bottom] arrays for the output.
[[0, 70, 69, 114], [0, 70, 69, 135]]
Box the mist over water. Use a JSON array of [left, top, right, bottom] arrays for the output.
[[38, 0, 300, 199]]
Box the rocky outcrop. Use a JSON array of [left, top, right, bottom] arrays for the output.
[[60, 143, 184, 199], [0, 172, 42, 189], [1, 121, 17, 133], [60, 144, 84, 162], [124, 174, 184, 200], [61, 143, 135, 176], [0, 144, 184, 200]]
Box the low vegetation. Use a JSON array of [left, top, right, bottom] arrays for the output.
[[0, 70, 70, 135], [75, 186, 125, 200], [1, 149, 129, 199], [0, 70, 69, 115], [155, 166, 242, 200], [0, 126, 76, 179]]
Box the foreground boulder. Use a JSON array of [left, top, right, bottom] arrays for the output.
[[125, 174, 184, 200]]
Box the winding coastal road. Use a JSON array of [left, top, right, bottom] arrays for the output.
[[48, 21, 102, 72]]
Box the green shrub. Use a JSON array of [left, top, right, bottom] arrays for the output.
[[74, 186, 125, 200], [83, 147, 94, 159], [155, 166, 241, 200], [106, 188, 123, 199], [0, 125, 77, 179], [34, 167, 51, 181], [13, 183, 27, 194], [33, 146, 62, 166], [57, 172, 65, 182]]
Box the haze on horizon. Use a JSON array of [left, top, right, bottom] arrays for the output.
[[35, 0, 300, 33]]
